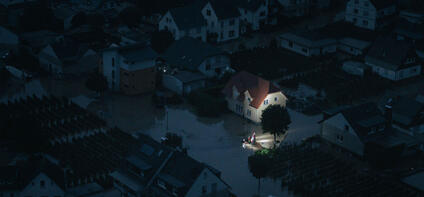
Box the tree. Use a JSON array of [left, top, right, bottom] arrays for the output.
[[0, 68, 10, 89], [19, 6, 60, 32], [261, 105, 291, 145], [71, 12, 87, 28], [150, 30, 174, 53], [119, 6, 143, 28], [248, 152, 272, 194], [85, 72, 108, 95]]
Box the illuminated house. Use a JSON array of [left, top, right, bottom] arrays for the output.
[[222, 71, 287, 123]]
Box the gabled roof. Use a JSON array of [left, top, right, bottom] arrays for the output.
[[38, 45, 62, 65], [280, 31, 337, 48], [365, 37, 416, 71], [392, 97, 424, 126], [169, 2, 206, 30], [370, 0, 396, 10], [104, 43, 158, 63], [162, 37, 225, 70], [340, 103, 386, 140], [222, 71, 281, 109], [394, 18, 424, 40]]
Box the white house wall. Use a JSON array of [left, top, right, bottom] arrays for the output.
[[102, 50, 121, 91], [20, 173, 65, 197], [158, 12, 180, 39], [162, 74, 184, 95], [184, 168, 229, 197], [201, 3, 219, 33], [218, 18, 240, 42], [247, 92, 287, 123], [345, 0, 377, 30]]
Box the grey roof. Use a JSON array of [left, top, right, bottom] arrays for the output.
[[172, 71, 207, 83], [402, 171, 424, 191], [158, 173, 186, 188], [162, 37, 225, 70], [280, 31, 337, 48], [169, 3, 206, 30], [126, 155, 152, 171], [365, 37, 416, 71], [366, 128, 418, 148], [104, 43, 158, 62], [392, 97, 424, 126], [339, 37, 371, 50], [340, 103, 386, 140], [394, 19, 424, 40]]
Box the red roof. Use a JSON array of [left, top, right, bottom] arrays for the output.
[[222, 71, 281, 109]]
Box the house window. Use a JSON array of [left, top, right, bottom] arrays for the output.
[[264, 99, 268, 105], [247, 110, 251, 117], [202, 185, 207, 194], [40, 180, 45, 188], [301, 48, 308, 53], [229, 19, 235, 26], [206, 9, 211, 16], [112, 70, 115, 79], [345, 125, 349, 131], [229, 31, 235, 37], [354, 9, 358, 14], [337, 135, 344, 143], [206, 64, 211, 70], [259, 11, 266, 17], [289, 41, 293, 48], [111, 57, 115, 67], [274, 97, 277, 101], [363, 11, 369, 16]]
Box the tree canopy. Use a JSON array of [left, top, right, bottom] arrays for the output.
[[248, 151, 272, 194], [150, 30, 174, 53], [261, 105, 291, 144], [19, 6, 62, 32]]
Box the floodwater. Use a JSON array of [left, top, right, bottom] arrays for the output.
[[1, 77, 322, 197]]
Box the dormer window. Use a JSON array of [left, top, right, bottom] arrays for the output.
[[206, 9, 211, 16], [344, 125, 349, 131], [264, 99, 269, 105]]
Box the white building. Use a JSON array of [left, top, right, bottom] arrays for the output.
[[101, 44, 158, 94], [345, 0, 396, 30], [279, 31, 338, 57], [365, 37, 421, 81], [342, 61, 368, 76], [0, 26, 18, 46], [201, 1, 240, 42], [222, 71, 287, 123], [238, 0, 269, 32]]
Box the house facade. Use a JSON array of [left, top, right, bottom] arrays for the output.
[[279, 31, 338, 57], [223, 71, 287, 123], [102, 44, 158, 95], [238, 0, 269, 32], [365, 37, 421, 81], [201, 1, 240, 42], [162, 37, 231, 79], [162, 71, 206, 95], [38, 44, 63, 76], [345, 0, 396, 30]]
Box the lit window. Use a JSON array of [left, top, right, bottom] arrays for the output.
[[264, 99, 268, 105]]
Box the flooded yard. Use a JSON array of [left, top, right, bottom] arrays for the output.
[[1, 77, 322, 197]]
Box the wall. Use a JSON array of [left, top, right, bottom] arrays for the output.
[[345, 0, 377, 30], [158, 12, 180, 39], [321, 113, 365, 156], [39, 58, 63, 75], [102, 50, 120, 91], [368, 63, 421, 81], [20, 173, 65, 197], [218, 18, 240, 42], [246, 91, 287, 123], [201, 3, 219, 33], [119, 65, 156, 95], [185, 168, 229, 197], [280, 37, 337, 57], [198, 55, 230, 78]]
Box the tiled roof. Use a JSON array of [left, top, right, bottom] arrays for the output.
[[222, 71, 281, 109]]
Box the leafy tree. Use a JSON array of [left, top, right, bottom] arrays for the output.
[[86, 14, 105, 27], [5, 48, 41, 73], [150, 30, 174, 53], [85, 72, 108, 95], [119, 6, 142, 28], [248, 152, 272, 194], [261, 105, 291, 145], [19, 6, 60, 32]]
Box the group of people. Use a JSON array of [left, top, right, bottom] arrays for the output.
[[242, 131, 256, 149]]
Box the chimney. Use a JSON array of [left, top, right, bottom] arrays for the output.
[[385, 98, 393, 127]]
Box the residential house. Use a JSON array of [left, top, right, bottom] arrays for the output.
[[161, 37, 231, 78], [345, 0, 396, 30], [279, 31, 338, 57], [320, 103, 417, 157], [19, 30, 64, 52], [0, 158, 66, 197], [102, 43, 158, 95], [338, 37, 371, 56], [53, 7, 77, 31], [201, 0, 241, 42], [38, 44, 64, 76], [417, 40, 424, 59], [237, 0, 269, 32], [364, 37, 421, 81], [162, 71, 207, 95], [222, 71, 287, 123], [158, 3, 207, 42], [277, 0, 330, 17], [400, 10, 424, 24], [110, 134, 231, 197], [393, 18, 424, 42], [402, 171, 424, 192], [342, 61, 369, 76], [390, 96, 424, 135]]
